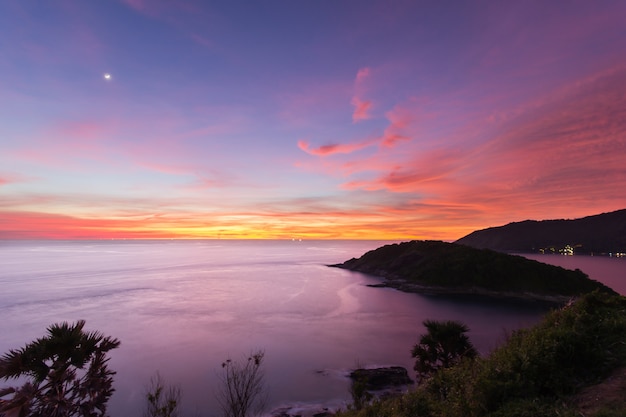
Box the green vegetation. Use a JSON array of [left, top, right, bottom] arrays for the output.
[[333, 240, 615, 300], [411, 320, 477, 383], [338, 291, 626, 417], [349, 373, 373, 411], [0, 320, 120, 417]]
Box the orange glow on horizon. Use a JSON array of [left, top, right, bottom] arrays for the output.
[[0, 210, 479, 241]]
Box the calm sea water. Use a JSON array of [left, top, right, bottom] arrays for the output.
[[521, 253, 626, 295], [1, 240, 623, 417]]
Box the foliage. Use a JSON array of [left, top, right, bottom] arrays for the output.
[[411, 320, 477, 383], [347, 360, 372, 411], [144, 372, 181, 417], [216, 350, 267, 417], [338, 291, 626, 417], [335, 240, 615, 297], [0, 320, 120, 417]]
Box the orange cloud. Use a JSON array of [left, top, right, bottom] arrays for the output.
[[0, 207, 423, 240]]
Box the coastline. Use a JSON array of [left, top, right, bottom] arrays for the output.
[[328, 261, 573, 305], [363, 279, 572, 305]]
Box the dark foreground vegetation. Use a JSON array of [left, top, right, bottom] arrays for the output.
[[339, 291, 626, 417], [0, 323, 265, 417], [332, 240, 615, 303], [0, 320, 120, 417], [455, 208, 626, 254], [2, 292, 626, 416]]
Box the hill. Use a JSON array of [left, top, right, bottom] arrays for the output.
[[338, 291, 626, 417], [455, 209, 626, 254], [331, 240, 615, 303]]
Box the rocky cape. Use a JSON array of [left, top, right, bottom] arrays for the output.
[[330, 240, 616, 304]]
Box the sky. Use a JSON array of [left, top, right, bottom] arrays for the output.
[[1, 1, 626, 240]]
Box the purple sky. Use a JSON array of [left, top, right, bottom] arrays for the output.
[[1, 1, 626, 239]]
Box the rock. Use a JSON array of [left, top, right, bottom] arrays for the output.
[[312, 412, 333, 417], [349, 367, 413, 391]]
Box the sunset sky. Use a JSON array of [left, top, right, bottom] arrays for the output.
[[1, 1, 626, 240]]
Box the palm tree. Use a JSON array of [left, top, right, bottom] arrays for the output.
[[0, 320, 120, 417], [411, 319, 477, 383]]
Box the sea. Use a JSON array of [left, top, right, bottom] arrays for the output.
[[1, 240, 625, 417]]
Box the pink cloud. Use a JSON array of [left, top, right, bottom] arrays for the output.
[[298, 98, 422, 160], [342, 66, 626, 225], [342, 147, 465, 193], [351, 67, 373, 122], [0, 172, 31, 187], [0, 211, 180, 240], [297, 138, 376, 157], [379, 102, 418, 147], [56, 121, 108, 143], [7, 120, 117, 169], [277, 78, 351, 128], [351, 97, 373, 122], [190, 33, 214, 48], [355, 67, 370, 84]]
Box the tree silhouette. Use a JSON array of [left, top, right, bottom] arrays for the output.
[[143, 372, 181, 417], [216, 350, 267, 417], [0, 320, 120, 417], [411, 320, 477, 383]]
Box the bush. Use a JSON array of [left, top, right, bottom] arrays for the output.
[[215, 350, 267, 417], [339, 292, 626, 417], [144, 372, 181, 417]]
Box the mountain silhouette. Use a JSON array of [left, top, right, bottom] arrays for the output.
[[455, 209, 626, 254]]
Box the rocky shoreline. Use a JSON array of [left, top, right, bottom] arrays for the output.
[[364, 279, 572, 305], [269, 366, 414, 417]]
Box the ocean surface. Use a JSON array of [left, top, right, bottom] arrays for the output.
[[1, 240, 624, 417]]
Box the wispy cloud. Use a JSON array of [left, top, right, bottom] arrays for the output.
[[342, 66, 626, 223], [351, 67, 372, 122], [297, 138, 376, 156], [297, 97, 421, 160], [379, 102, 416, 147], [0, 170, 25, 185], [351, 97, 373, 123]]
